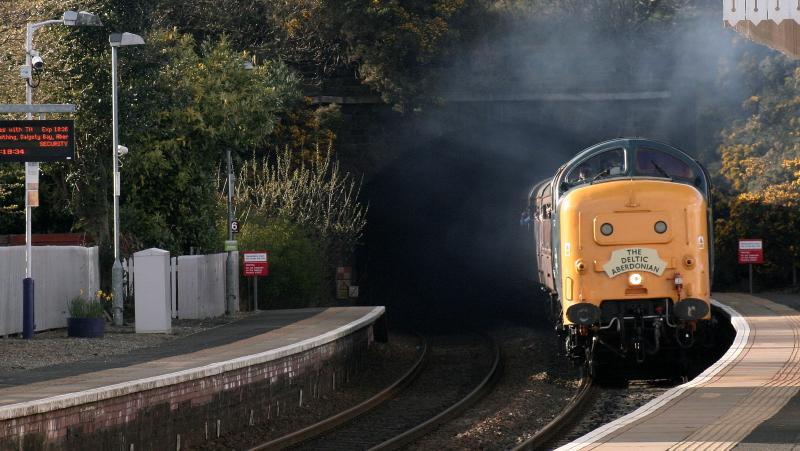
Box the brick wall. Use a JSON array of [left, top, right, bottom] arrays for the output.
[[0, 325, 373, 450]]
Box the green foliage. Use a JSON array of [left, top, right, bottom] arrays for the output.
[[230, 146, 368, 307], [0, 167, 23, 234], [120, 30, 303, 253], [234, 146, 368, 259], [715, 59, 800, 288], [237, 220, 328, 308], [152, 0, 484, 110]]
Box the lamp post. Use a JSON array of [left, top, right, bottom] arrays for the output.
[[109, 32, 144, 327], [22, 11, 102, 339]]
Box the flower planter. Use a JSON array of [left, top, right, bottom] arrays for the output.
[[67, 317, 105, 338]]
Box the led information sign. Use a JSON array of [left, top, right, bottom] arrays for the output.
[[0, 120, 75, 163]]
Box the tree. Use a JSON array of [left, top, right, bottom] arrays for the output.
[[152, 0, 484, 110], [120, 30, 302, 253], [716, 62, 800, 288]]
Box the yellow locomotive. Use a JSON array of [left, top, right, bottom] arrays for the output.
[[529, 138, 713, 372]]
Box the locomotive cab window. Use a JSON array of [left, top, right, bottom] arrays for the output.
[[635, 148, 697, 183], [564, 148, 625, 187]]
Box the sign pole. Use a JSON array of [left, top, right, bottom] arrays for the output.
[[749, 263, 753, 294], [252, 277, 258, 312]]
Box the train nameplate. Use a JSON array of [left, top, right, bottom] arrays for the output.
[[603, 247, 666, 277]]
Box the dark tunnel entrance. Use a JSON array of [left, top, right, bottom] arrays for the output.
[[362, 123, 576, 329], [357, 97, 702, 329]]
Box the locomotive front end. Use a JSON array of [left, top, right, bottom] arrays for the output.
[[540, 139, 714, 367], [560, 180, 711, 361]]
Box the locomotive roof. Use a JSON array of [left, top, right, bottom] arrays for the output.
[[554, 137, 711, 201], [568, 138, 702, 166]]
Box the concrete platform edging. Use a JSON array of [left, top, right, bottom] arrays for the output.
[[557, 299, 750, 450], [0, 306, 385, 422]]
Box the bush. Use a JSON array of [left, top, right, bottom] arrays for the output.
[[237, 220, 329, 309]]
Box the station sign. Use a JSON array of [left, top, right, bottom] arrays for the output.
[[0, 120, 75, 163], [242, 251, 269, 277], [738, 239, 764, 264]]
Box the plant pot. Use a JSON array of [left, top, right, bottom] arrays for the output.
[[67, 317, 105, 338]]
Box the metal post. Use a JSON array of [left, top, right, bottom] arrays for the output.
[[111, 45, 124, 326], [252, 277, 258, 311], [23, 23, 35, 339], [749, 263, 753, 294], [225, 150, 237, 315]]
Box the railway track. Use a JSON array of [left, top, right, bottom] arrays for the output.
[[512, 375, 595, 451], [250, 331, 501, 451]]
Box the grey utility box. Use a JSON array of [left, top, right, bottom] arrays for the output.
[[133, 248, 172, 333]]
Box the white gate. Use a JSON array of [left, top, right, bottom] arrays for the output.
[[124, 251, 229, 320]]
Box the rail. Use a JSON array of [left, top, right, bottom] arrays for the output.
[[249, 334, 429, 450], [511, 375, 595, 450]]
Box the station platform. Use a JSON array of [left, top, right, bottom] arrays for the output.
[[0, 306, 385, 450], [559, 293, 800, 450]]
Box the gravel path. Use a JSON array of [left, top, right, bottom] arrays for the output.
[[0, 314, 251, 372]]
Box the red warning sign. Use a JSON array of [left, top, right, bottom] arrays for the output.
[[738, 239, 763, 264], [242, 251, 269, 277]]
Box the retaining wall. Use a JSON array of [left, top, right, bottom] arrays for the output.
[[0, 311, 379, 450]]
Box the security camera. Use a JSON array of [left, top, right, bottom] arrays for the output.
[[117, 145, 128, 156], [31, 55, 44, 71]]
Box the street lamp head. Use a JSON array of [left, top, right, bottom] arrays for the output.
[[109, 32, 145, 47], [62, 11, 103, 27]]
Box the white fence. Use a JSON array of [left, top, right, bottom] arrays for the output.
[[0, 246, 100, 335], [124, 251, 229, 320]]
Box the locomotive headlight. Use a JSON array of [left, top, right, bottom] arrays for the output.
[[628, 273, 643, 286], [654, 221, 668, 234], [600, 223, 614, 236]]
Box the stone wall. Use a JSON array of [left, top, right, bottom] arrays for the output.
[[0, 325, 373, 450]]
